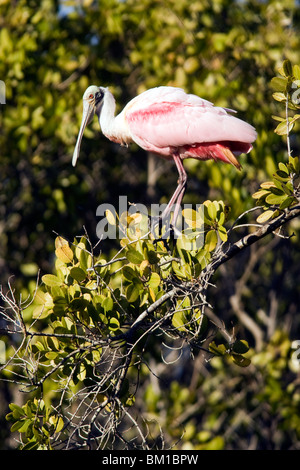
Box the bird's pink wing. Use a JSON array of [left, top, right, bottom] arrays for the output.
[[125, 87, 257, 155]]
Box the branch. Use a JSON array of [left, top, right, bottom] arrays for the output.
[[206, 204, 300, 274], [129, 287, 179, 332], [108, 205, 300, 340]]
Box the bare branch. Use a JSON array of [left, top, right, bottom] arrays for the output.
[[206, 205, 300, 274]]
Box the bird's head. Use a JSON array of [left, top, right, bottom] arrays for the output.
[[72, 85, 105, 167]]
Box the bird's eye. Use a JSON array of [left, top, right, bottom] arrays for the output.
[[95, 90, 104, 103], [88, 93, 94, 99]]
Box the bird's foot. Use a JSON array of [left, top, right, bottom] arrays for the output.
[[148, 214, 166, 238], [152, 224, 182, 249], [149, 214, 182, 250]]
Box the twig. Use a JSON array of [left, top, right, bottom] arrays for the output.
[[206, 205, 300, 274], [286, 94, 292, 157]]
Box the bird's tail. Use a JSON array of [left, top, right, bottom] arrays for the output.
[[182, 140, 253, 170], [220, 146, 242, 170]]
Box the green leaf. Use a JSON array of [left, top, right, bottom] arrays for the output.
[[176, 232, 200, 251], [209, 341, 227, 356], [126, 283, 140, 302], [280, 182, 293, 195], [33, 341, 46, 352], [108, 314, 120, 331], [11, 420, 25, 433], [69, 297, 88, 312], [77, 248, 92, 271], [52, 416, 64, 433], [274, 170, 290, 180], [217, 225, 227, 242], [102, 296, 113, 312], [270, 77, 288, 92], [182, 208, 203, 228], [278, 162, 289, 173], [42, 274, 63, 287], [265, 193, 286, 205], [232, 340, 249, 354], [205, 230, 218, 251], [9, 403, 26, 419], [77, 363, 86, 381], [293, 64, 300, 80], [55, 237, 74, 264], [32, 304, 53, 319], [283, 59, 293, 77], [279, 195, 296, 210], [172, 260, 189, 279], [122, 265, 137, 280], [148, 272, 161, 288], [22, 440, 40, 450], [105, 209, 116, 225], [70, 266, 86, 282], [290, 113, 300, 124], [207, 202, 217, 220], [231, 354, 251, 368], [252, 189, 270, 200], [196, 248, 211, 269], [217, 212, 225, 227], [92, 348, 102, 364], [289, 155, 300, 173], [147, 249, 159, 265], [272, 115, 285, 122], [126, 249, 144, 265], [256, 210, 274, 224], [45, 351, 59, 360], [272, 178, 287, 191], [274, 120, 290, 135], [172, 310, 188, 331], [172, 298, 191, 331], [272, 92, 286, 102]]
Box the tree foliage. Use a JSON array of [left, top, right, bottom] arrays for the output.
[[1, 0, 300, 451]]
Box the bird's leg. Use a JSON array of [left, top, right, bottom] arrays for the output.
[[151, 152, 187, 239], [169, 152, 187, 230]]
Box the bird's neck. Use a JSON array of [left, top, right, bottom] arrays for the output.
[[98, 90, 116, 137], [98, 90, 131, 145]]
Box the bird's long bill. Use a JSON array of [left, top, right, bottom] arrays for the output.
[[72, 101, 95, 167]]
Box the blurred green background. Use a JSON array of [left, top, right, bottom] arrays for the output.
[[1, 0, 300, 450]]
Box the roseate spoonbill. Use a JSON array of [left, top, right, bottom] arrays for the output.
[[72, 85, 257, 226]]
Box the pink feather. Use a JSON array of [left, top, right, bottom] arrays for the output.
[[123, 87, 256, 167], [73, 85, 257, 227]]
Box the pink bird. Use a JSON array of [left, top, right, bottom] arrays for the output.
[[72, 86, 257, 226]]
